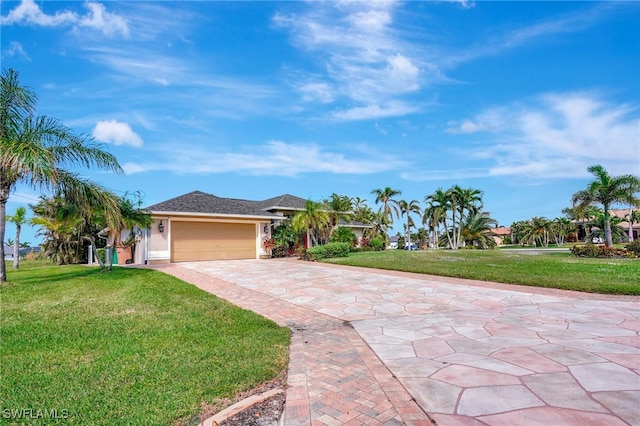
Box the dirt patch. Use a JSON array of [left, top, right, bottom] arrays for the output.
[[179, 371, 287, 426], [219, 391, 285, 426]]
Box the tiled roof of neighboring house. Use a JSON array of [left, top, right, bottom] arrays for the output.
[[3, 245, 13, 256], [491, 227, 511, 236]]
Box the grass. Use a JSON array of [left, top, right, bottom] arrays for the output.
[[0, 262, 290, 425], [324, 249, 640, 295]]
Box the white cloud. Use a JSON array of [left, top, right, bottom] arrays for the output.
[[332, 101, 420, 121], [452, 92, 639, 179], [296, 81, 334, 103], [0, 0, 129, 38], [78, 2, 129, 38], [123, 140, 407, 177], [274, 2, 439, 119], [2, 41, 30, 61], [442, 3, 625, 69], [93, 120, 143, 148], [401, 168, 487, 182], [446, 109, 505, 134], [1, 0, 76, 26], [442, 0, 475, 9]]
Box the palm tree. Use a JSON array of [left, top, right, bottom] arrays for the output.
[[424, 189, 449, 249], [291, 200, 329, 248], [585, 212, 626, 244], [571, 165, 640, 247], [369, 211, 390, 243], [323, 193, 352, 236], [398, 199, 421, 248], [625, 208, 640, 242], [451, 186, 483, 249], [371, 187, 402, 225], [31, 195, 87, 265], [1, 68, 123, 281], [6, 206, 27, 269], [519, 217, 551, 247], [549, 217, 575, 246], [461, 212, 498, 249], [371, 187, 402, 247]]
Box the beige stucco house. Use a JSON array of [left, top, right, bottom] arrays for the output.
[[138, 191, 368, 264]]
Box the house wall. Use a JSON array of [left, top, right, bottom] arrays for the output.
[[147, 218, 170, 263]]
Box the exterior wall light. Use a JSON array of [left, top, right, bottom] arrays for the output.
[[264, 224, 269, 233], [158, 220, 165, 233]]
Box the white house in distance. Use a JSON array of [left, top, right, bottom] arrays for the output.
[[137, 191, 368, 265]]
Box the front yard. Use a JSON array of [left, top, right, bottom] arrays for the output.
[[0, 262, 290, 425], [324, 249, 640, 295]]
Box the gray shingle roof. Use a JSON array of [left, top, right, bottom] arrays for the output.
[[258, 194, 308, 211], [146, 191, 308, 217]]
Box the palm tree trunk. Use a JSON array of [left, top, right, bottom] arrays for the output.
[[604, 220, 613, 247], [81, 236, 105, 270], [13, 224, 20, 269], [604, 206, 613, 247], [0, 194, 7, 282]]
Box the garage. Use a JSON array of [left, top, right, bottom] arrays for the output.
[[171, 221, 256, 261]]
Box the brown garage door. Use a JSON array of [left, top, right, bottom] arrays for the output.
[[171, 221, 256, 261]]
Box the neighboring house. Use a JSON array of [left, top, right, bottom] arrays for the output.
[[574, 208, 640, 241], [141, 191, 369, 264], [611, 208, 639, 241], [387, 235, 399, 250], [3, 245, 13, 261], [490, 227, 511, 246]]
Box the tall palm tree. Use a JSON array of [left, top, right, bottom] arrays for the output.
[[425, 188, 450, 248], [291, 200, 329, 248], [571, 165, 640, 247], [398, 199, 421, 248], [450, 186, 483, 249], [0, 68, 123, 281], [6, 206, 27, 269], [371, 187, 402, 225]]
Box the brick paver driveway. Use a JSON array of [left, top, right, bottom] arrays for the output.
[[157, 259, 639, 426]]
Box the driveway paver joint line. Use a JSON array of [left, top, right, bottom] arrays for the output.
[[149, 260, 640, 426]]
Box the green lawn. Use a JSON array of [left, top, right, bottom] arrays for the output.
[[0, 262, 290, 425], [324, 249, 640, 295]]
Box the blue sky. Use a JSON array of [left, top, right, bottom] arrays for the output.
[[2, 0, 639, 245]]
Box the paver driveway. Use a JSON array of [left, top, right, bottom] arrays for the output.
[[157, 259, 639, 426]]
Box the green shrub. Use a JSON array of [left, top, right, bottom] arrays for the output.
[[369, 238, 384, 251], [626, 239, 640, 257], [330, 226, 357, 246], [571, 243, 637, 259], [300, 242, 351, 261]]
